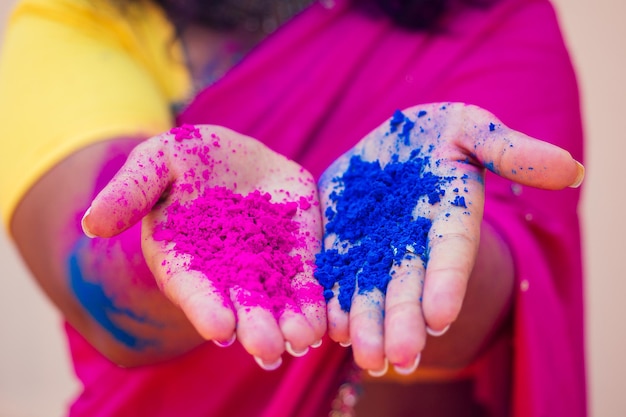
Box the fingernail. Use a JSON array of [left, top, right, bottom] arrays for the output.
[[311, 339, 323, 348], [339, 340, 351, 348], [393, 354, 421, 375], [254, 355, 283, 371], [426, 324, 450, 337], [81, 207, 97, 238], [285, 341, 309, 357], [213, 333, 236, 348], [569, 160, 585, 188], [367, 359, 389, 378]]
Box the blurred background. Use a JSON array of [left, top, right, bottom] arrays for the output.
[[0, 0, 624, 415]]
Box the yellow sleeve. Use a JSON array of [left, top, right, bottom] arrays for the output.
[[0, 0, 192, 227]]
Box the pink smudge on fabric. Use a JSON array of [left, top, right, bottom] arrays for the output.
[[153, 186, 321, 319]]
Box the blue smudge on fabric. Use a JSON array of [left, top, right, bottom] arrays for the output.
[[68, 239, 158, 349]]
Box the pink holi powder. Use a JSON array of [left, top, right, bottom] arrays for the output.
[[153, 186, 321, 319], [298, 196, 311, 210], [170, 124, 202, 142]]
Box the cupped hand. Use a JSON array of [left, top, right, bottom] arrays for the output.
[[315, 103, 584, 375], [82, 125, 326, 369]]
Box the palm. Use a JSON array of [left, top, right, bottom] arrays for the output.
[[84, 125, 326, 368], [316, 103, 582, 373]]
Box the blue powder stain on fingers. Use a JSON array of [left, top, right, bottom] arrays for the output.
[[483, 161, 497, 174], [390, 109, 417, 144], [401, 119, 415, 145], [389, 110, 405, 133], [315, 151, 450, 312], [68, 239, 159, 349]]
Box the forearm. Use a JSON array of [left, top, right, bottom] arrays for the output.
[[10, 138, 203, 367], [420, 220, 515, 369]]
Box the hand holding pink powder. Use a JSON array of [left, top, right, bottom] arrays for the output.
[[317, 103, 585, 376], [82, 125, 326, 369]]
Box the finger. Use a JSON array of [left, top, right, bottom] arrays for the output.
[[279, 307, 316, 357], [231, 287, 285, 370], [384, 254, 427, 372], [315, 231, 351, 345], [288, 193, 327, 343], [291, 273, 327, 345], [350, 286, 386, 374], [83, 138, 173, 238], [421, 200, 482, 333], [460, 106, 584, 189], [271, 261, 319, 356], [144, 241, 238, 342], [327, 284, 351, 345]]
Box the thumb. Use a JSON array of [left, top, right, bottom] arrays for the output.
[[82, 139, 172, 238], [460, 107, 584, 190]]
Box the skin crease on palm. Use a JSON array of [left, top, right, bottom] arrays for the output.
[[82, 103, 584, 373]]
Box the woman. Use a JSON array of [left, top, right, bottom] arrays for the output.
[[0, 0, 586, 415]]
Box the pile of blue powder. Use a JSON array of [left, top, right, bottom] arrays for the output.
[[314, 110, 453, 312]]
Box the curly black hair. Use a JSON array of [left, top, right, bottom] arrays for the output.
[[374, 0, 449, 28], [148, 0, 497, 32], [363, 0, 497, 29]]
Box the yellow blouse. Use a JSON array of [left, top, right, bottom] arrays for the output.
[[0, 0, 191, 227]]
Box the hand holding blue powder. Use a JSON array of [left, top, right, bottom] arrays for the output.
[[314, 102, 585, 376]]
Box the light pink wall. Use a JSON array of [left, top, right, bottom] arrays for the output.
[[550, 0, 626, 415], [0, 0, 623, 415], [0, 2, 79, 416]]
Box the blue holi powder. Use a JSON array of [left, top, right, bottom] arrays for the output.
[[315, 152, 450, 312], [451, 195, 467, 208], [483, 161, 497, 174], [389, 109, 405, 133], [401, 119, 415, 145], [68, 239, 158, 349]]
